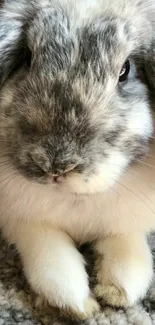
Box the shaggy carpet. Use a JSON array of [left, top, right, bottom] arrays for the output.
[[0, 233, 155, 325]]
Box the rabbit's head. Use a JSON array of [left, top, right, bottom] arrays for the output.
[[0, 3, 154, 194]]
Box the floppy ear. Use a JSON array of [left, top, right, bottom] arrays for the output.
[[140, 3, 155, 91], [0, 0, 35, 86], [143, 46, 155, 90], [0, 12, 23, 85]]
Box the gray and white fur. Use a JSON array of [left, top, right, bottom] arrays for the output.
[[0, 0, 155, 319]]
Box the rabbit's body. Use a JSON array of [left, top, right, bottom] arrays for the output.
[[0, 0, 155, 319]]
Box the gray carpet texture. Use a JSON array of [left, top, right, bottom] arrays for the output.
[[0, 233, 155, 325]]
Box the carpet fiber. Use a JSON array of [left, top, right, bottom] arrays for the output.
[[0, 233, 155, 325]]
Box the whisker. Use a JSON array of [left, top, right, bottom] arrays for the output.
[[108, 184, 138, 220], [148, 186, 155, 192], [108, 184, 120, 197], [0, 160, 13, 167], [144, 153, 155, 159], [109, 167, 149, 183], [140, 190, 155, 208], [0, 170, 18, 185], [107, 164, 155, 203], [114, 180, 155, 214], [0, 151, 12, 156], [0, 167, 14, 175], [136, 159, 155, 170], [0, 160, 12, 165]]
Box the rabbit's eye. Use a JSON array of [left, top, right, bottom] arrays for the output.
[[119, 60, 130, 82]]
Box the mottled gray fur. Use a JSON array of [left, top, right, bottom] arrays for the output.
[[0, 0, 155, 181]]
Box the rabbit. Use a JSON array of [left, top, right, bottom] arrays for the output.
[[0, 0, 155, 320]]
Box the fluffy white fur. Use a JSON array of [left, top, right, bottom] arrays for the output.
[[95, 233, 153, 306], [1, 136, 155, 319]]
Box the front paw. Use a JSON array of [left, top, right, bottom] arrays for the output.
[[36, 294, 100, 321], [94, 283, 129, 307], [61, 295, 100, 320], [93, 235, 153, 308], [16, 226, 97, 320], [94, 259, 152, 308]]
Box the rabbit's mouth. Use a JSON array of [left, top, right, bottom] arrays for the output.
[[0, 131, 151, 195], [49, 163, 79, 183], [0, 136, 151, 196]]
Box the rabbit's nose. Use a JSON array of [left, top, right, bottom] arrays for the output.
[[51, 163, 77, 181]]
